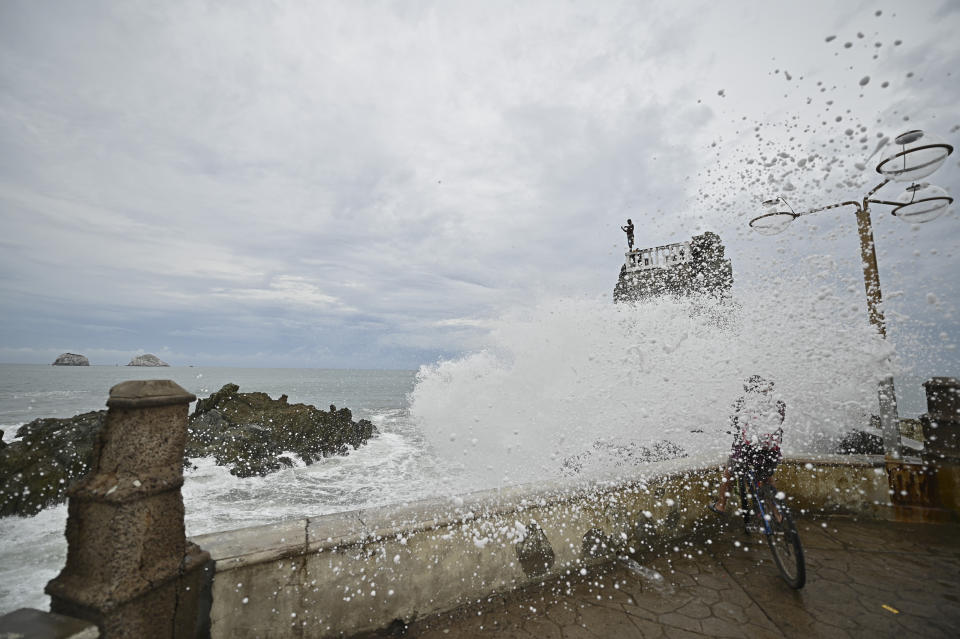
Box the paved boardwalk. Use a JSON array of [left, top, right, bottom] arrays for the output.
[[379, 517, 960, 638]]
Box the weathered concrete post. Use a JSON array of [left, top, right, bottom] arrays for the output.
[[921, 377, 960, 515], [45, 380, 213, 638]]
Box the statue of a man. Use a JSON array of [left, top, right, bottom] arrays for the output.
[[621, 219, 635, 249]]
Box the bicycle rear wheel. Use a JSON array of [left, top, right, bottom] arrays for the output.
[[759, 486, 805, 589]]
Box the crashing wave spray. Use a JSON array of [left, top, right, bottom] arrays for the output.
[[409, 271, 893, 489]]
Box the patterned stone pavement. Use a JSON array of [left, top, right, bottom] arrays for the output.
[[367, 517, 960, 638]]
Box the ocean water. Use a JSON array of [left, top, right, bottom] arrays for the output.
[[0, 289, 938, 613], [0, 364, 450, 613], [0, 365, 446, 530], [0, 364, 416, 428]]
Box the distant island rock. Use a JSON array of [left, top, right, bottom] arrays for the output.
[[52, 353, 90, 366], [0, 383, 377, 517], [127, 354, 169, 367]]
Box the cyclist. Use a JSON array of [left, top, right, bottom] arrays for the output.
[[710, 375, 785, 514]]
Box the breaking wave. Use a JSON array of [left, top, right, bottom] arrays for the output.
[[410, 273, 893, 488]]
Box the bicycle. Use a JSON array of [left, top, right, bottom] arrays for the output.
[[735, 465, 806, 589]]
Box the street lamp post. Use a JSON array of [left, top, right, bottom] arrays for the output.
[[748, 129, 954, 460]]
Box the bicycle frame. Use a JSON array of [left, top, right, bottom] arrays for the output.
[[733, 464, 806, 589], [739, 468, 772, 534]]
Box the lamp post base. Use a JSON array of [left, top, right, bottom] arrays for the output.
[[877, 376, 902, 459]]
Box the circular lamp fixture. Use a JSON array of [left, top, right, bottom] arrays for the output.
[[749, 198, 798, 235], [876, 129, 953, 182], [891, 182, 953, 223]]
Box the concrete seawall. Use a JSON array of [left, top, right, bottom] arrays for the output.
[[193, 453, 890, 638]]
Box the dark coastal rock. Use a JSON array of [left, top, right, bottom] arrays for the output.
[[52, 353, 89, 366], [127, 353, 169, 366], [187, 383, 377, 478], [836, 429, 883, 455], [562, 439, 688, 476], [0, 410, 105, 517], [0, 383, 377, 516], [515, 523, 556, 577]]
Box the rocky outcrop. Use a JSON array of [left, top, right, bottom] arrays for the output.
[[187, 383, 377, 477], [127, 353, 169, 367], [0, 410, 105, 517], [836, 430, 883, 455], [52, 353, 90, 366], [562, 439, 687, 476], [0, 383, 378, 516]]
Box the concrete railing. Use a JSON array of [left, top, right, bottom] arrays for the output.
[[192, 452, 893, 639]]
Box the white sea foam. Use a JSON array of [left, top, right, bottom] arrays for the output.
[[182, 428, 445, 536], [0, 504, 68, 612], [0, 423, 445, 613], [410, 277, 892, 488], [1, 426, 23, 445]]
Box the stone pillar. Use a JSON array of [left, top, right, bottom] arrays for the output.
[[921, 377, 960, 515], [921, 377, 960, 461], [883, 377, 960, 522], [45, 380, 213, 638]]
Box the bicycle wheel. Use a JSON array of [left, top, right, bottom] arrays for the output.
[[759, 486, 805, 589]]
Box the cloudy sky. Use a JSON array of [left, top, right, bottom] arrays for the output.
[[1, 0, 958, 370]]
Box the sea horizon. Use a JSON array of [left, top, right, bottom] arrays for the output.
[[0, 360, 418, 372], [0, 363, 420, 434]]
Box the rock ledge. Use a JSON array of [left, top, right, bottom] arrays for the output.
[[0, 383, 378, 516]]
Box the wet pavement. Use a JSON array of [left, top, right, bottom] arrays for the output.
[[375, 517, 960, 638]]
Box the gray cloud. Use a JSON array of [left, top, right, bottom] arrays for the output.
[[0, 0, 957, 371]]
